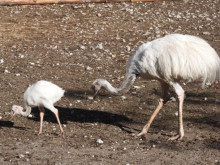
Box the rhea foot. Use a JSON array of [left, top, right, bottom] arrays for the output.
[[168, 134, 183, 141], [137, 129, 147, 137]]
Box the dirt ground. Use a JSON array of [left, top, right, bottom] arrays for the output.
[[0, 0, 220, 164]]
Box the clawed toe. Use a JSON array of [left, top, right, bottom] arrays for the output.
[[168, 135, 183, 141], [137, 130, 147, 137]]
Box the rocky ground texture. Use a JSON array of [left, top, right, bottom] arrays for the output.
[[0, 0, 220, 164]]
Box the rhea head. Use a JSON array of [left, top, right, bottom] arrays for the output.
[[11, 105, 23, 118], [91, 79, 108, 99]]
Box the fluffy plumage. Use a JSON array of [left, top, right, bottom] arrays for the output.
[[92, 34, 220, 140], [11, 80, 65, 135]]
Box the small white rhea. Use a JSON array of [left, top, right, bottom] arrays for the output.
[[11, 80, 65, 135], [92, 34, 220, 140]]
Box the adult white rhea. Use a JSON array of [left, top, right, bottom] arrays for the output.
[[11, 80, 65, 135], [92, 34, 220, 140]]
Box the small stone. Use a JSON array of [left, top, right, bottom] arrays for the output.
[[96, 43, 103, 49], [133, 86, 140, 89], [126, 46, 131, 52], [121, 96, 127, 100], [0, 59, 4, 64], [175, 112, 178, 116], [203, 32, 211, 35], [19, 154, 25, 158], [4, 69, 10, 73], [80, 45, 86, 50], [86, 66, 92, 71], [18, 54, 24, 58], [88, 96, 93, 100], [28, 114, 32, 118], [96, 139, 104, 144], [97, 13, 101, 17]]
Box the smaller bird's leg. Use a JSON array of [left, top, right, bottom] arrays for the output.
[[169, 94, 184, 141], [54, 111, 64, 135], [137, 98, 164, 137], [38, 106, 45, 135]]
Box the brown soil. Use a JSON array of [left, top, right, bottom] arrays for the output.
[[0, 0, 220, 164]]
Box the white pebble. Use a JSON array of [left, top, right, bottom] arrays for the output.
[[175, 112, 178, 116], [96, 43, 103, 49], [96, 139, 104, 144], [18, 54, 25, 58], [126, 46, 131, 52], [19, 154, 25, 158], [4, 69, 10, 73], [203, 32, 211, 35], [80, 45, 86, 50], [88, 96, 93, 100], [0, 59, 4, 64], [121, 96, 127, 100], [86, 66, 92, 71], [28, 114, 32, 118]]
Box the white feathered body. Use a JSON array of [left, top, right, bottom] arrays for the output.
[[127, 34, 220, 87], [24, 80, 65, 107]]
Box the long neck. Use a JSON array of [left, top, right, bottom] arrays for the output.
[[104, 73, 136, 95], [20, 105, 32, 117]]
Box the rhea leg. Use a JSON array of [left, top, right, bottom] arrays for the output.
[[169, 83, 185, 141], [43, 101, 64, 135], [38, 106, 45, 135], [137, 82, 170, 137]]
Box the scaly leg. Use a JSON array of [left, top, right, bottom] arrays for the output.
[[137, 98, 164, 136], [137, 82, 169, 137], [38, 106, 45, 135], [42, 101, 64, 135], [168, 93, 184, 140], [169, 83, 185, 141], [54, 111, 64, 135]]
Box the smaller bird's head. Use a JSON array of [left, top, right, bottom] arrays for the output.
[[91, 79, 107, 99], [11, 105, 23, 118]]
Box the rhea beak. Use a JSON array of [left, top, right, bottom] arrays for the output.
[[91, 85, 98, 100], [93, 90, 99, 100]]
